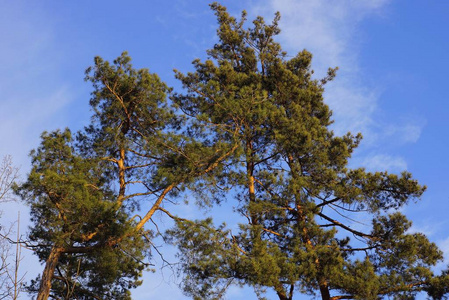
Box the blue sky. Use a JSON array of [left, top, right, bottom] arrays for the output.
[[1, 0, 449, 299]]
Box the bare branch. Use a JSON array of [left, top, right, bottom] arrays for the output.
[[0, 156, 19, 203], [317, 212, 374, 240]]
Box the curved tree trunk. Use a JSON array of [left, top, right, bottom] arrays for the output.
[[37, 246, 63, 300]]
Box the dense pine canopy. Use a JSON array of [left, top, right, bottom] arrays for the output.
[[170, 3, 449, 300], [10, 3, 449, 300]]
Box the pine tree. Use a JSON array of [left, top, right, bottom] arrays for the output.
[[16, 53, 177, 299], [16, 129, 145, 299], [170, 3, 449, 300], [17, 52, 238, 299]]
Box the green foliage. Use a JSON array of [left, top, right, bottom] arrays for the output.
[[16, 129, 146, 298], [14, 4, 449, 300], [80, 52, 175, 194], [170, 3, 449, 300], [17, 51, 237, 299]]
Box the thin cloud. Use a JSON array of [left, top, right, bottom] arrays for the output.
[[251, 0, 386, 138], [325, 83, 379, 136], [251, 0, 425, 147], [253, 0, 390, 74], [0, 3, 76, 291], [437, 237, 449, 267], [361, 154, 408, 172], [407, 222, 438, 237], [0, 2, 74, 169], [0, 88, 73, 161], [383, 121, 425, 144]]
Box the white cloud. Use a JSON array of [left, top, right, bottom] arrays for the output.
[[437, 237, 449, 266], [325, 82, 379, 136], [361, 154, 407, 172], [250, 0, 387, 138], [0, 2, 77, 292], [250, 0, 425, 147], [254, 0, 390, 74], [0, 2, 74, 169], [383, 121, 425, 144], [407, 222, 438, 237], [0, 88, 73, 161], [358, 116, 425, 148]]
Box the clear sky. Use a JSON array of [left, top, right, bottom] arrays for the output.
[[1, 0, 449, 299]]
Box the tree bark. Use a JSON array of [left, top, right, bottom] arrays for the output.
[[276, 290, 290, 300], [37, 246, 63, 300], [319, 280, 331, 300], [288, 155, 332, 300], [116, 147, 126, 206], [275, 283, 293, 300], [246, 139, 258, 225]]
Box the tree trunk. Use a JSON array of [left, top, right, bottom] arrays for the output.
[[37, 246, 63, 300], [276, 291, 290, 300], [116, 147, 126, 206], [276, 286, 293, 300], [319, 280, 331, 300], [246, 139, 258, 225]]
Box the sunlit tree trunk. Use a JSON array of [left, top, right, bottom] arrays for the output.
[[37, 246, 63, 300]]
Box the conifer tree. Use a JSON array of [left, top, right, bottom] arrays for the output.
[[16, 54, 180, 299], [16, 52, 238, 299], [16, 129, 145, 299], [170, 4, 449, 300]]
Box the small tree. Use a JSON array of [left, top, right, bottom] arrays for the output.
[[0, 155, 23, 299], [0, 155, 18, 202], [170, 4, 449, 300]]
